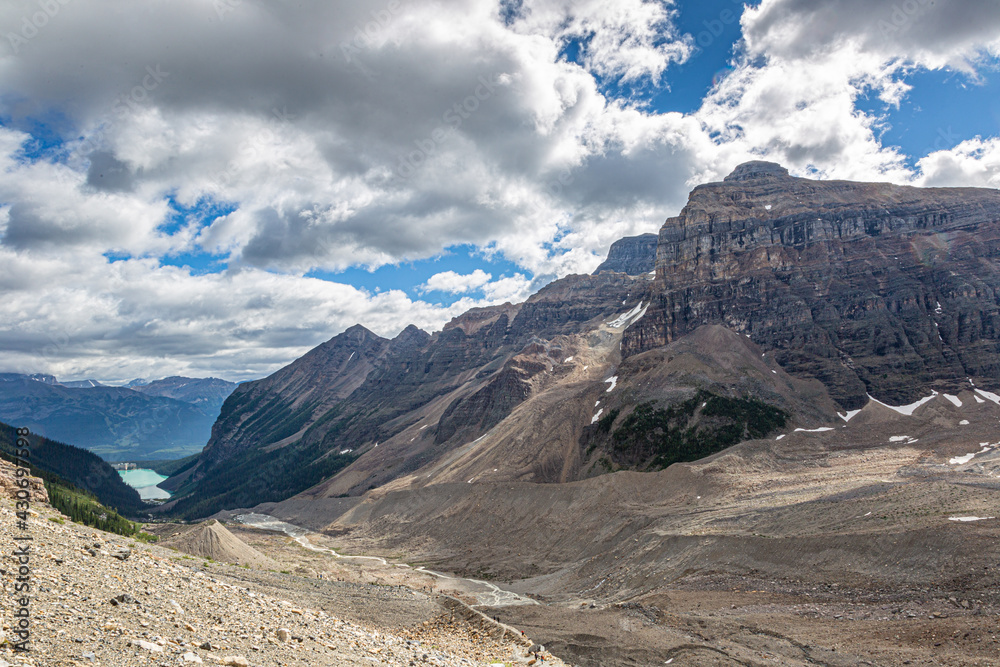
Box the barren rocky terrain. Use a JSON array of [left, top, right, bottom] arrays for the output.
[[0, 466, 565, 667], [230, 387, 1000, 666]]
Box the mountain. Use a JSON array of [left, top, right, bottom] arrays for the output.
[[623, 160, 1000, 408], [593, 233, 658, 275], [167, 162, 1000, 522], [61, 379, 104, 388], [168, 272, 831, 517], [131, 376, 237, 412], [155, 162, 1000, 665], [0, 377, 235, 460], [0, 372, 58, 384]]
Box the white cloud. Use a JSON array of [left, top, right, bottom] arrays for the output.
[[917, 137, 1000, 188], [505, 0, 693, 83], [742, 0, 1000, 71], [0, 248, 490, 382], [420, 269, 493, 294], [688, 0, 1000, 183], [1, 0, 999, 380]]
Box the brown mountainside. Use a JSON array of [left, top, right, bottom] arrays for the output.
[[168, 162, 1000, 520]]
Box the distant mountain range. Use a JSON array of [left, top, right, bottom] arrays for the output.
[[0, 374, 238, 461]]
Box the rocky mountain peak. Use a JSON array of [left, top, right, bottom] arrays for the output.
[[593, 233, 658, 275], [389, 324, 431, 353], [722, 160, 790, 182], [341, 323, 379, 340]]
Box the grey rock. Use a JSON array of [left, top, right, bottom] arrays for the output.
[[594, 233, 658, 275]]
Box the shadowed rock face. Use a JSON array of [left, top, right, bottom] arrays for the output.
[[594, 233, 658, 275], [623, 161, 1000, 408]]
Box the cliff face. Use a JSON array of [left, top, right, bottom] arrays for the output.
[[623, 161, 1000, 408], [593, 233, 658, 275]]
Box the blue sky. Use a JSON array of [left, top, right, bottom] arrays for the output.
[[1, 0, 999, 381]]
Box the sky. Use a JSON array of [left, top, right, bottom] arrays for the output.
[[1, 0, 999, 383]]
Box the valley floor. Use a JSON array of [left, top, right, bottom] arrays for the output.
[[210, 390, 1000, 666], [222, 521, 1000, 667]]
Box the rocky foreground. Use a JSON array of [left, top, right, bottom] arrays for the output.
[[0, 483, 566, 666]]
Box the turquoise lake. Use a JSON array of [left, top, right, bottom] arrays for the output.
[[118, 468, 171, 500]]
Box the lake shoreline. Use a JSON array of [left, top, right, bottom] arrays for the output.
[[118, 468, 172, 500]]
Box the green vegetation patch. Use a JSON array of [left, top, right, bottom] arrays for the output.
[[46, 481, 154, 539], [607, 390, 786, 470]]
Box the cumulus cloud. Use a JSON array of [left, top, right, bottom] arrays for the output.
[[689, 0, 1000, 182], [420, 270, 493, 294], [0, 0, 998, 380], [917, 137, 1000, 188], [742, 0, 1000, 70], [0, 249, 517, 382]]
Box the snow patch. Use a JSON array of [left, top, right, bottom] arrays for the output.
[[595, 400, 601, 407], [591, 409, 604, 424], [889, 436, 909, 442], [950, 442, 999, 465], [775, 434, 785, 440], [564, 356, 574, 363], [604, 376, 618, 392], [838, 409, 862, 422], [633, 302, 649, 322], [340, 449, 353, 454], [419, 424, 428, 430], [935, 301, 943, 314], [867, 391, 937, 416], [949, 516, 994, 522], [975, 388, 1000, 405], [794, 427, 835, 433], [765, 204, 772, 210], [943, 394, 962, 407], [607, 303, 645, 328], [347, 351, 355, 362], [975, 395, 985, 404], [960, 419, 970, 425]]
